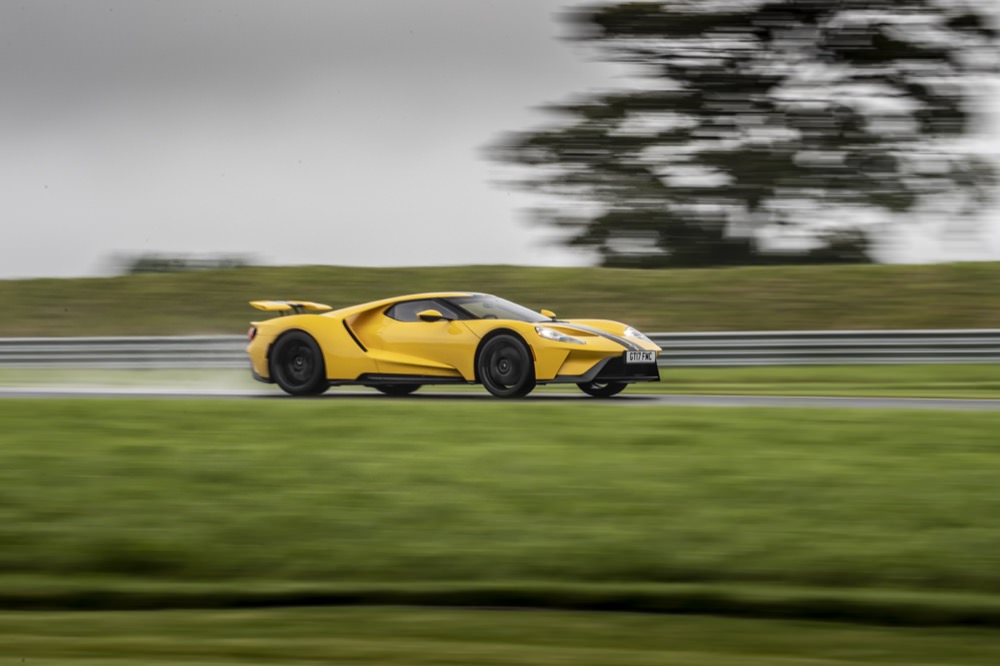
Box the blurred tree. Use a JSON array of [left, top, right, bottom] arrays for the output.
[[493, 0, 998, 267], [119, 253, 252, 274]]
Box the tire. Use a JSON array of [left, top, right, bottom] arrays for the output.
[[577, 381, 627, 398], [373, 384, 421, 397], [477, 334, 536, 398], [270, 331, 328, 396]]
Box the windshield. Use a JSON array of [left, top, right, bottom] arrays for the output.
[[448, 295, 549, 323]]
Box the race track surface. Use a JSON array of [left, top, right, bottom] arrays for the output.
[[2, 386, 1000, 410]]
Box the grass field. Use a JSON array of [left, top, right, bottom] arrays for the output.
[[3, 364, 999, 399], [4, 262, 1000, 336], [5, 607, 1000, 665], [3, 399, 1000, 624], [652, 364, 1000, 398]]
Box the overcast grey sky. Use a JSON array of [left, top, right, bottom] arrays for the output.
[[1, 0, 622, 278], [1, 1, 997, 279]]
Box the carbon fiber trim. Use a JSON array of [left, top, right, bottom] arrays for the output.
[[342, 373, 470, 386], [342, 321, 368, 352], [549, 353, 660, 384], [250, 363, 273, 384], [594, 356, 660, 382]]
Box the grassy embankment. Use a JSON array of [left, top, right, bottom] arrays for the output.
[[6, 607, 1000, 665], [4, 399, 1000, 626], [3, 262, 1000, 397], [4, 261, 1000, 336]]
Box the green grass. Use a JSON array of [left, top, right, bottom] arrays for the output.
[[2, 399, 1000, 623], [652, 364, 1000, 399], [0, 368, 258, 389], [4, 262, 1000, 336], [3, 364, 998, 399], [5, 607, 1000, 665]]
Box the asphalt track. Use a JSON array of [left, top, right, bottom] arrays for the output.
[[2, 386, 1000, 410]]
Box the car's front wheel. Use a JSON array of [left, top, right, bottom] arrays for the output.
[[373, 384, 421, 397], [577, 381, 627, 398], [477, 334, 535, 398], [270, 331, 328, 396]]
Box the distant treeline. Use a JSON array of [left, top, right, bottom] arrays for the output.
[[115, 253, 254, 275]]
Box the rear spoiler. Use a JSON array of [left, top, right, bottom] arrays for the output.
[[249, 300, 333, 315]]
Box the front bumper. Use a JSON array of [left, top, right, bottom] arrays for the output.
[[550, 353, 660, 384]]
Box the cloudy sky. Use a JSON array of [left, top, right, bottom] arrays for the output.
[[1, 1, 997, 279], [1, 0, 621, 278]]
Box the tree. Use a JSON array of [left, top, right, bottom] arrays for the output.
[[117, 253, 252, 274], [493, 0, 998, 267]]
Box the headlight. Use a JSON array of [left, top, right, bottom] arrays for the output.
[[624, 326, 653, 344], [535, 326, 585, 345]]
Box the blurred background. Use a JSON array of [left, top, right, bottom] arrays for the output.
[[1, 0, 998, 279]]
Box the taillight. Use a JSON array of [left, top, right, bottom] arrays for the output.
[[248, 326, 257, 341]]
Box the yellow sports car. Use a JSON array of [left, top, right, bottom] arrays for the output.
[[246, 292, 660, 398]]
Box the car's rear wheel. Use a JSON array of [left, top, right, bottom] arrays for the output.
[[477, 334, 535, 398], [577, 380, 627, 398], [270, 331, 328, 396], [373, 384, 421, 396]]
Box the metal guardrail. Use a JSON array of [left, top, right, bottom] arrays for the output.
[[1, 330, 999, 368], [654, 330, 1000, 366], [0, 336, 245, 369]]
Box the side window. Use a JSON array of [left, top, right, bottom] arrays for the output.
[[385, 300, 459, 322]]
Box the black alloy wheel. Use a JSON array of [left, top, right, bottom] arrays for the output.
[[477, 334, 536, 398], [577, 380, 627, 398], [270, 331, 328, 396], [374, 384, 421, 397]]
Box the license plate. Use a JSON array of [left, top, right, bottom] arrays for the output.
[[625, 351, 656, 364]]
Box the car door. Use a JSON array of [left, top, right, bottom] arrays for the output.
[[367, 299, 480, 379]]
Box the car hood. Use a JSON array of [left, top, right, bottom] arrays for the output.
[[545, 319, 661, 352]]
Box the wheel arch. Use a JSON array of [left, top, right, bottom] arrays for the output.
[[267, 327, 324, 375], [267, 326, 311, 360], [267, 327, 330, 396], [473, 328, 533, 383]]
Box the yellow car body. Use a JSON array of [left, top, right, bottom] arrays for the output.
[[246, 292, 660, 398]]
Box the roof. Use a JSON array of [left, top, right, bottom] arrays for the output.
[[327, 292, 486, 318]]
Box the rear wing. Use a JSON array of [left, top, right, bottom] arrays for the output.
[[249, 300, 333, 315]]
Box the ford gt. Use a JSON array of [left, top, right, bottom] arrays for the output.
[[246, 292, 660, 398]]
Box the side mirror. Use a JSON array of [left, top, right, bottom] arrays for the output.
[[540, 309, 557, 320], [417, 309, 448, 322]]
